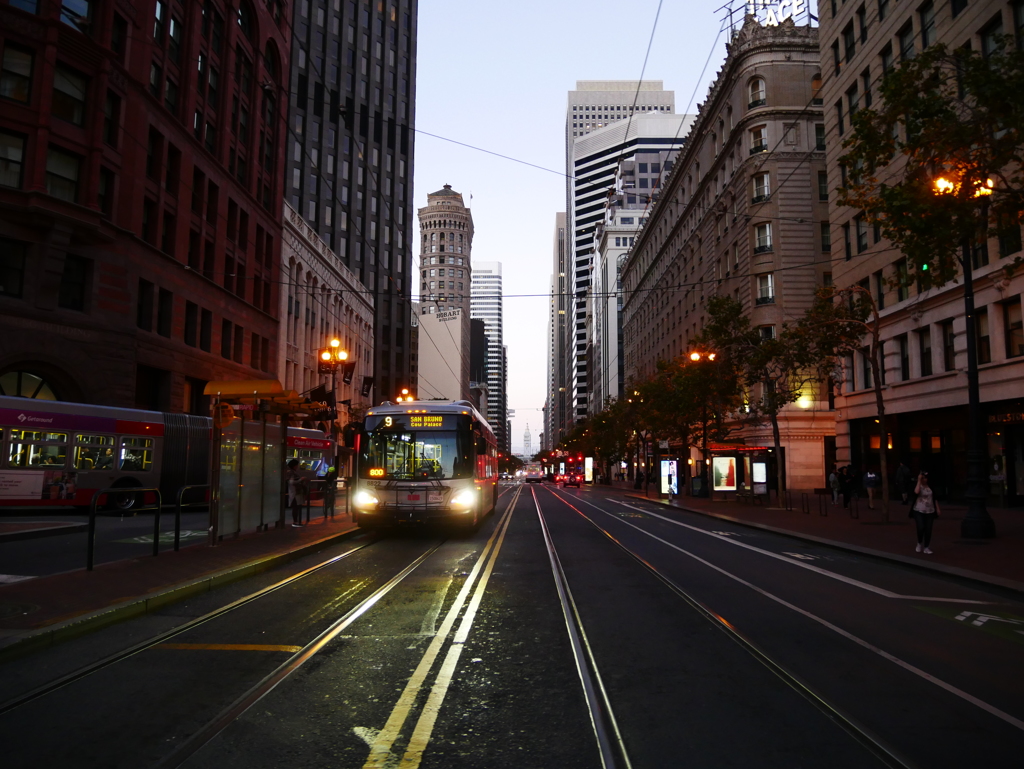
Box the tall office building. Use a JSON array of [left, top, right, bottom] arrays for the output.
[[286, 0, 418, 406], [415, 184, 473, 401], [563, 81, 690, 423], [471, 261, 506, 450], [547, 213, 567, 447]]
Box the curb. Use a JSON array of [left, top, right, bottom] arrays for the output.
[[0, 523, 89, 542], [623, 494, 1024, 597], [0, 524, 363, 664]]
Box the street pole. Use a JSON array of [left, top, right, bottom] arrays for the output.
[[959, 236, 996, 538]]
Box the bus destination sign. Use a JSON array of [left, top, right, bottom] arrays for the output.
[[408, 415, 444, 429]]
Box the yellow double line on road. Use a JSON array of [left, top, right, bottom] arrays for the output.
[[362, 484, 521, 769]]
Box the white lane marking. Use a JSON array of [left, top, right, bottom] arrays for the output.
[[616, 501, 991, 605], [783, 552, 821, 561], [602, 506, 1024, 734], [352, 726, 380, 746], [397, 499, 515, 768], [955, 611, 1024, 629], [361, 485, 519, 769]]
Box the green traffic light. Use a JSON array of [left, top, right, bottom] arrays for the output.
[[921, 264, 929, 271]]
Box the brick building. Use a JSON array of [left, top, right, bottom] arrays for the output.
[[0, 0, 290, 413]]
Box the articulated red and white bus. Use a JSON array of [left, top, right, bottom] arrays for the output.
[[0, 396, 332, 509]]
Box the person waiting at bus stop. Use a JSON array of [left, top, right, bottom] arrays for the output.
[[286, 459, 307, 527]]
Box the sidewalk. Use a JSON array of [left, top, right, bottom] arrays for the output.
[[606, 480, 1024, 593], [0, 507, 360, 661]]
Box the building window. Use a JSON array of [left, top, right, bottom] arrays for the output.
[[857, 3, 868, 42], [748, 77, 766, 108], [843, 222, 852, 260], [754, 223, 772, 253], [896, 259, 909, 301], [137, 279, 154, 331], [221, 319, 233, 359], [881, 43, 894, 73], [920, 2, 936, 48], [0, 131, 25, 189], [918, 328, 933, 376], [835, 100, 845, 136], [941, 321, 956, 371], [45, 147, 80, 202], [1005, 299, 1024, 358], [843, 21, 856, 62], [856, 216, 869, 252], [53, 64, 87, 126], [756, 273, 775, 304], [981, 17, 1004, 57], [951, 0, 967, 18], [752, 172, 769, 203], [821, 222, 832, 252], [58, 254, 89, 311], [749, 126, 767, 154], [157, 288, 172, 337], [976, 308, 991, 364], [1, 45, 33, 103], [103, 91, 120, 146], [998, 214, 1023, 257], [898, 22, 915, 60], [200, 309, 212, 351], [896, 335, 910, 380], [878, 0, 890, 21], [815, 123, 826, 151], [818, 170, 829, 201], [0, 238, 27, 298]]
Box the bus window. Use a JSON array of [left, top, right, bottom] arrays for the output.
[[287, 449, 327, 476], [7, 430, 68, 468], [119, 437, 154, 471], [74, 434, 115, 470]]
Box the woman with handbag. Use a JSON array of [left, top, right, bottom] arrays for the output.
[[911, 471, 940, 554]]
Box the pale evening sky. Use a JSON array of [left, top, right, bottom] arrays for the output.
[[411, 1, 817, 454]]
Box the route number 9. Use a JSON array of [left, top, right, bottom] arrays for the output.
[[384, 416, 393, 427]]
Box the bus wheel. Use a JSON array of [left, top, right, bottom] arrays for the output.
[[106, 488, 139, 513]]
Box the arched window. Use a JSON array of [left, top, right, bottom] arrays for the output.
[[264, 40, 281, 81], [748, 77, 766, 108], [0, 370, 58, 400]]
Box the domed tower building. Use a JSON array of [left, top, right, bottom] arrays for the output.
[[416, 185, 474, 402]]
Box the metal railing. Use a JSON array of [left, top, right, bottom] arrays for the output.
[[87, 487, 162, 571], [175, 484, 210, 551]]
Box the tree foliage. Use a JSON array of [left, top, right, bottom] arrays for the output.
[[839, 41, 1024, 286]]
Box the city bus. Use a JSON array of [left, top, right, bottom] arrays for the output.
[[351, 399, 498, 529], [0, 396, 332, 509]]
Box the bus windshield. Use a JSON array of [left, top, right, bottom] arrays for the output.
[[361, 417, 474, 481]]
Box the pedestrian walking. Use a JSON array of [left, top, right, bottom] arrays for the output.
[[634, 470, 645, 489], [839, 466, 852, 509], [911, 471, 940, 554], [286, 459, 307, 527], [323, 465, 338, 517], [895, 460, 912, 505], [863, 467, 880, 509], [828, 466, 840, 506]]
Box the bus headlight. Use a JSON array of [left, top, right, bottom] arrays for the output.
[[353, 490, 380, 509], [449, 488, 477, 509]]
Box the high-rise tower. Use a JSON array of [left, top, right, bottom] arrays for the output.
[[416, 185, 473, 401], [286, 1, 418, 405], [563, 82, 690, 423], [471, 261, 505, 450]]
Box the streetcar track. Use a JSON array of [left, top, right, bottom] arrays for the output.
[[0, 537, 380, 716], [1, 485, 519, 719], [157, 541, 445, 768], [543, 486, 916, 769], [531, 487, 633, 769]]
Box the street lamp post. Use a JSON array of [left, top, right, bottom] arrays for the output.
[[933, 176, 996, 539], [319, 339, 349, 471], [689, 350, 717, 497]]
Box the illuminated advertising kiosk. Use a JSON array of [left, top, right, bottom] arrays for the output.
[[709, 442, 776, 500]]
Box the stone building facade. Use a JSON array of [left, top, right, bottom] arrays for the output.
[[0, 0, 290, 413], [820, 0, 1024, 504], [620, 17, 833, 491]]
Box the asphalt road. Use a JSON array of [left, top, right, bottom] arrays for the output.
[[0, 482, 1020, 768]]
